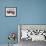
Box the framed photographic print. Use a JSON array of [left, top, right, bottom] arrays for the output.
[[5, 7, 16, 16], [18, 24, 46, 42]]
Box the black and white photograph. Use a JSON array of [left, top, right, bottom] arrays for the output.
[[5, 7, 16, 16]]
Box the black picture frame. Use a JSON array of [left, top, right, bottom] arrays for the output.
[[5, 7, 17, 17]]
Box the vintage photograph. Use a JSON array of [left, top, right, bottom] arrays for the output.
[[5, 7, 16, 16]]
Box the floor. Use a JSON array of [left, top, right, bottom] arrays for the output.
[[0, 41, 46, 46], [0, 44, 18, 46], [19, 39, 46, 46]]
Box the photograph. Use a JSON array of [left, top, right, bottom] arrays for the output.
[[5, 7, 16, 16]]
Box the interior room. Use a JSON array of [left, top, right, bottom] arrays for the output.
[[0, 0, 46, 46]]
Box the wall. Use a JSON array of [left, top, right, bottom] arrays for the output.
[[0, 0, 46, 44]]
